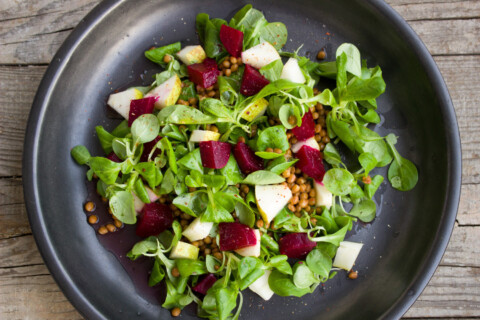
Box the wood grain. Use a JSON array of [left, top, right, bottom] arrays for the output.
[[0, 0, 478, 319]]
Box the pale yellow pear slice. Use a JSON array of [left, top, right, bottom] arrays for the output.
[[314, 182, 333, 209], [176, 45, 206, 65], [249, 269, 274, 300], [189, 130, 221, 143], [182, 217, 213, 242], [170, 241, 200, 260], [146, 74, 182, 109], [333, 241, 363, 271], [256, 184, 292, 224], [241, 41, 281, 69], [107, 88, 143, 119], [280, 58, 306, 83], [240, 98, 269, 122]]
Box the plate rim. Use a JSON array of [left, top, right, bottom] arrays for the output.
[[22, 0, 462, 319]]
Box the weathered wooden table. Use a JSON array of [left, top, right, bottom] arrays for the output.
[[1, 0, 478, 318]]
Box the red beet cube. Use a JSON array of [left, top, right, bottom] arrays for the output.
[[106, 151, 121, 162], [219, 25, 244, 57], [187, 58, 220, 88], [140, 136, 162, 162], [199, 141, 231, 169], [296, 145, 326, 183], [240, 65, 270, 96], [192, 274, 217, 295], [233, 142, 263, 174], [279, 233, 317, 259], [291, 111, 315, 141], [128, 97, 156, 127], [136, 203, 174, 237], [219, 222, 257, 251]]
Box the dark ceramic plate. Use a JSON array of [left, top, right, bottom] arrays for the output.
[[23, 0, 461, 319]]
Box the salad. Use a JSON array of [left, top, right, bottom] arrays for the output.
[[71, 4, 418, 319]]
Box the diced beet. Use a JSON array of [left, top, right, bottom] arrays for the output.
[[192, 274, 217, 295], [240, 65, 270, 96], [140, 136, 162, 162], [291, 111, 315, 141], [187, 58, 220, 88], [219, 25, 244, 57], [136, 203, 174, 238], [296, 145, 326, 183], [106, 151, 121, 163], [199, 141, 231, 169], [219, 222, 257, 251], [233, 142, 263, 174], [279, 233, 317, 259], [128, 97, 156, 127]]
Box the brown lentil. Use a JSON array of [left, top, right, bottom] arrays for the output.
[[98, 226, 108, 235], [172, 267, 180, 277], [290, 195, 299, 205], [204, 236, 212, 244], [282, 169, 291, 178], [214, 252, 223, 260], [230, 57, 237, 64], [88, 215, 98, 224], [348, 270, 358, 280], [204, 248, 211, 255], [106, 224, 116, 233], [231, 64, 239, 72], [317, 49, 326, 60], [163, 54, 172, 63], [274, 148, 283, 154], [308, 198, 316, 206], [114, 219, 123, 228], [299, 199, 309, 208], [171, 307, 181, 317], [256, 220, 264, 228], [84, 201, 95, 212]]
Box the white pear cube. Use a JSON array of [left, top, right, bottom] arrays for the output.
[[256, 184, 292, 224], [170, 241, 200, 260], [249, 269, 274, 301], [176, 45, 206, 65], [235, 230, 261, 257], [182, 217, 214, 242], [314, 182, 333, 209], [280, 58, 306, 83], [333, 241, 363, 271], [241, 41, 281, 69], [145, 74, 182, 109], [107, 88, 143, 119], [189, 130, 221, 143], [291, 136, 320, 153]]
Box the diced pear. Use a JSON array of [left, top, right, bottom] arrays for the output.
[[107, 88, 143, 119], [170, 241, 200, 260], [235, 230, 261, 257], [241, 41, 281, 69], [291, 136, 320, 153], [189, 130, 221, 143], [145, 74, 182, 109], [249, 269, 274, 301], [132, 187, 160, 213], [182, 217, 214, 242], [280, 58, 306, 83], [256, 184, 292, 224], [240, 98, 269, 122], [176, 45, 206, 65], [333, 241, 363, 271], [314, 182, 333, 209]]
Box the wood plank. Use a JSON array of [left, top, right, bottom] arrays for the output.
[[0, 178, 30, 239], [0, 264, 81, 320], [388, 0, 480, 20], [405, 265, 480, 318], [457, 184, 480, 226], [0, 0, 100, 64], [0, 1, 479, 64], [0, 65, 46, 176]]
